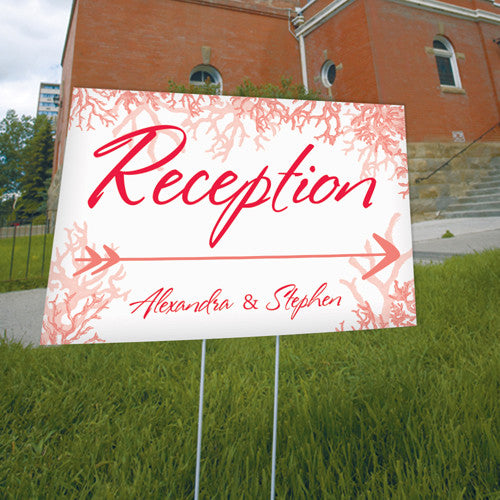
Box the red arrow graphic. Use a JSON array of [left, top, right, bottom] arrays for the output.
[[74, 233, 400, 280]]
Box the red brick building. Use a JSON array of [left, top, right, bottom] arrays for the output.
[[51, 0, 500, 219]]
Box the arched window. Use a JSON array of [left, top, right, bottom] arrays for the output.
[[321, 60, 337, 88], [189, 65, 222, 93], [433, 36, 461, 88]]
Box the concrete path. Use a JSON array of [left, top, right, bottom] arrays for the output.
[[1, 217, 499, 347], [412, 216, 500, 263], [0, 288, 46, 346]]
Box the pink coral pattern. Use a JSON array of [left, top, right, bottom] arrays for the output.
[[339, 213, 416, 331], [342, 104, 409, 198], [334, 321, 346, 332], [69, 89, 345, 163], [69, 88, 118, 131], [41, 222, 130, 345]]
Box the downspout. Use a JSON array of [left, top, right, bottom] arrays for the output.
[[298, 35, 309, 91], [289, 0, 320, 92]]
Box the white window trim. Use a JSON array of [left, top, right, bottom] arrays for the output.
[[433, 36, 462, 89], [320, 60, 336, 87]]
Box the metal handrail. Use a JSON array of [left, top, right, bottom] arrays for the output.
[[415, 121, 500, 184]]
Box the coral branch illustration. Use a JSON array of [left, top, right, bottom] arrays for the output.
[[41, 222, 130, 345], [340, 213, 415, 330], [343, 104, 409, 198]]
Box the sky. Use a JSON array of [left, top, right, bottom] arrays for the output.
[[0, 0, 72, 119]]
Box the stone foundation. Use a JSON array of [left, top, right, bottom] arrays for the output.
[[408, 142, 500, 221]]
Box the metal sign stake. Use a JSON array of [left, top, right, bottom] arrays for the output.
[[194, 338, 206, 500], [270, 335, 280, 499]]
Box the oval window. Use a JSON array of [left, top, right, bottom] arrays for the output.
[[321, 60, 336, 87]]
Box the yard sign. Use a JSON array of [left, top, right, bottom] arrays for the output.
[[41, 88, 416, 345]]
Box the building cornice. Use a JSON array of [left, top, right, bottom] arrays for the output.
[[389, 0, 500, 24], [170, 0, 292, 19], [295, 0, 500, 36]]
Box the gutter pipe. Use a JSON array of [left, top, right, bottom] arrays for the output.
[[290, 0, 321, 92], [298, 35, 309, 91]]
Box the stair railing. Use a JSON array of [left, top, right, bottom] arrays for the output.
[[415, 122, 500, 184]]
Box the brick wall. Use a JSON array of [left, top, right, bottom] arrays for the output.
[[306, 0, 380, 104]]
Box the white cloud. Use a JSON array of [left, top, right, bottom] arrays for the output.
[[0, 0, 72, 118]]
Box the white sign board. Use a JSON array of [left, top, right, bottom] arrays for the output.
[[41, 88, 416, 345]]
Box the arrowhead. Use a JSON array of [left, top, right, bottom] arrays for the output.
[[91, 245, 120, 274], [74, 246, 102, 276], [362, 233, 400, 280]]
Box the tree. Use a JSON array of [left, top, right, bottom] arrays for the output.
[[0, 110, 33, 197], [15, 114, 54, 221]]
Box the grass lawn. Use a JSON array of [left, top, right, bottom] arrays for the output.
[[0, 233, 53, 292], [0, 250, 499, 498]]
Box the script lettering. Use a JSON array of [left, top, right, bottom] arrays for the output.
[[89, 126, 377, 247]]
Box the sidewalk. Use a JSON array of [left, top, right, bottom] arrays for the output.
[[412, 216, 500, 263], [1, 288, 46, 347], [1, 217, 499, 347]]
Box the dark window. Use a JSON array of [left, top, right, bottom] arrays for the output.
[[435, 56, 455, 85], [433, 40, 447, 51], [326, 64, 336, 85], [190, 70, 216, 83], [190, 71, 204, 82]]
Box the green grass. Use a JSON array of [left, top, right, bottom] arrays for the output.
[[0, 233, 53, 288], [1, 250, 499, 498]]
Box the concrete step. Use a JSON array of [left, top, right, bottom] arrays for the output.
[[444, 209, 500, 218], [474, 179, 500, 189], [457, 193, 500, 203], [467, 186, 500, 196], [481, 174, 500, 182], [446, 200, 500, 211]]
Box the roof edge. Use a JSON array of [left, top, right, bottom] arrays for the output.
[[60, 0, 77, 67]]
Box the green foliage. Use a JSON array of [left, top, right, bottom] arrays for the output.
[[14, 115, 54, 221], [164, 76, 322, 100], [0, 196, 18, 227], [0, 277, 48, 293], [0, 250, 499, 497], [164, 80, 221, 95], [235, 77, 322, 100], [0, 110, 33, 197], [0, 111, 54, 224], [442, 229, 454, 238]]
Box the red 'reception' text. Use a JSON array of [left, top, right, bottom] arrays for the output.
[[88, 125, 377, 247]]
